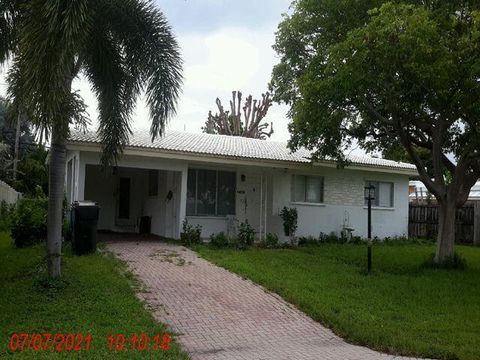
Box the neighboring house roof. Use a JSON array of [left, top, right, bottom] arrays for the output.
[[67, 129, 417, 173], [410, 180, 480, 201]]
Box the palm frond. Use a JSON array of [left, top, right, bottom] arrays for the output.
[[10, 0, 93, 141], [0, 0, 24, 62], [97, 0, 183, 140], [68, 91, 90, 132], [3, 0, 182, 167], [82, 28, 133, 166]]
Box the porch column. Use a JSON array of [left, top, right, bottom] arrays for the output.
[[76, 156, 86, 201], [178, 166, 188, 238]]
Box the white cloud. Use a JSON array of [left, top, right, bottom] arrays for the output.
[[182, 30, 260, 92], [166, 27, 291, 141]]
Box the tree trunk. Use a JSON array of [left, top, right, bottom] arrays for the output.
[[434, 202, 456, 263], [47, 128, 66, 278]]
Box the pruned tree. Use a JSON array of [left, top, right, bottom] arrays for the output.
[[271, 0, 480, 264], [203, 91, 274, 139]]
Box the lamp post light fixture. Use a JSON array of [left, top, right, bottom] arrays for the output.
[[364, 184, 376, 274]]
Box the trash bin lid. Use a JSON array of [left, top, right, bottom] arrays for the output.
[[73, 200, 98, 207]]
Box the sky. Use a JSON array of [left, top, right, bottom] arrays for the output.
[[0, 0, 371, 154], [149, 0, 293, 141], [54, 0, 293, 143]]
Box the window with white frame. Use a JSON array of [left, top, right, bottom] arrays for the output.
[[291, 175, 324, 203], [364, 181, 394, 207], [187, 169, 236, 216]]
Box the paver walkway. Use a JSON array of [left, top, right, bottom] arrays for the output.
[[107, 240, 427, 360]]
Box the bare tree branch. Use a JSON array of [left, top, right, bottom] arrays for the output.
[[203, 90, 274, 139]]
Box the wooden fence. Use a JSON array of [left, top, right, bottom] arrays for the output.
[[0, 180, 21, 205], [409, 204, 476, 244]]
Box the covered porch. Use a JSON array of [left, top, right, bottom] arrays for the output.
[[65, 149, 279, 241], [84, 165, 182, 238], [65, 151, 188, 239]]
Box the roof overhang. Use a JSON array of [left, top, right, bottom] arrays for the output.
[[66, 141, 419, 176]]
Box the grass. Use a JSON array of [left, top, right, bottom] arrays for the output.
[[0, 232, 189, 359], [193, 242, 480, 360]]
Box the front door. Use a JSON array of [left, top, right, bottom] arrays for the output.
[[116, 177, 133, 227]]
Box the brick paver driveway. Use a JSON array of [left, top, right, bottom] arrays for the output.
[[107, 240, 426, 360]]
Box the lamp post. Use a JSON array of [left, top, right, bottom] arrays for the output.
[[364, 184, 376, 274]]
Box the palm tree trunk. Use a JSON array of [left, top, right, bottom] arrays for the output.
[[434, 201, 456, 263], [47, 127, 66, 278]]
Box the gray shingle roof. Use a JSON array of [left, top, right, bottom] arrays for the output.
[[68, 129, 417, 172]]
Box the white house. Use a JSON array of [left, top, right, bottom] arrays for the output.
[[65, 130, 417, 241]]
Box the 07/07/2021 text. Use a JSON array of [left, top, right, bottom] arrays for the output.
[[7, 333, 171, 352]]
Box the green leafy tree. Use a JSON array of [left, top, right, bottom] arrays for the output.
[[16, 145, 49, 197], [0, 96, 34, 183], [0, 97, 49, 196], [383, 145, 433, 179], [271, 0, 480, 264], [1, 0, 182, 277]]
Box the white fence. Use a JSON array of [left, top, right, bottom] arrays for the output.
[[0, 180, 21, 204]]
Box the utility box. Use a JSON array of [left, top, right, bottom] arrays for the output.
[[71, 201, 100, 255]]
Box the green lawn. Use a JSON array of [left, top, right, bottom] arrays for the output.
[[0, 232, 189, 359], [194, 242, 480, 360]]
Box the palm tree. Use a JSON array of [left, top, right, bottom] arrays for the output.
[[0, 0, 183, 277]]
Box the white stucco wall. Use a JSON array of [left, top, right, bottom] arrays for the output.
[[269, 167, 410, 240], [69, 148, 410, 241]]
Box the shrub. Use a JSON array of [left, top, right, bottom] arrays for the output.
[[228, 236, 245, 250], [11, 197, 48, 248], [298, 236, 317, 246], [279, 207, 298, 245], [237, 221, 255, 248], [63, 217, 72, 242], [259, 233, 279, 249], [317, 232, 346, 244], [350, 236, 364, 244], [0, 200, 15, 231], [209, 232, 230, 248], [180, 219, 202, 245]]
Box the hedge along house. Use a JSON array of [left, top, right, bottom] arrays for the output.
[[65, 130, 417, 241]]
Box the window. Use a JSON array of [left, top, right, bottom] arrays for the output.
[[148, 170, 158, 196], [365, 181, 394, 207], [187, 169, 236, 216], [291, 175, 324, 203]]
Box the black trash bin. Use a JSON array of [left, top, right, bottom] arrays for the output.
[[139, 216, 151, 234], [71, 201, 100, 255]]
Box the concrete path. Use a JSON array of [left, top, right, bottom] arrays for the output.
[[107, 240, 426, 360]]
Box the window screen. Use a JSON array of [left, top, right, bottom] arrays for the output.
[[187, 169, 236, 216], [365, 181, 394, 207], [291, 175, 324, 203]]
